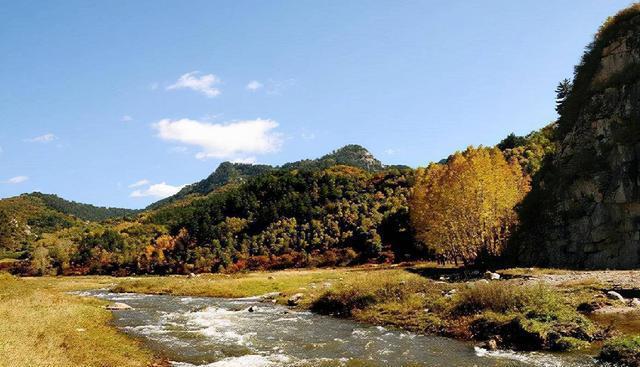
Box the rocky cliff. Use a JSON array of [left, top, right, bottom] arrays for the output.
[[516, 6, 640, 268]]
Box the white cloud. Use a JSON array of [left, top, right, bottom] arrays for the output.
[[25, 133, 57, 143], [4, 176, 28, 184], [128, 179, 150, 188], [153, 118, 282, 160], [385, 148, 397, 155], [246, 80, 263, 91], [167, 71, 221, 98], [130, 182, 185, 199], [231, 157, 257, 164], [121, 115, 133, 122]]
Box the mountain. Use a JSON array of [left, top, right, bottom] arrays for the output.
[[147, 162, 274, 209], [26, 192, 139, 221], [282, 144, 385, 172], [0, 192, 139, 257], [514, 5, 640, 268], [148, 145, 385, 209]]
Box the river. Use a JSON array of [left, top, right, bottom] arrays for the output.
[[77, 290, 598, 367]]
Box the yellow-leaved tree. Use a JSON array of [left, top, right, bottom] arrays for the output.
[[410, 146, 530, 265]]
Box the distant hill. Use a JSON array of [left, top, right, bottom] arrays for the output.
[[282, 144, 385, 172], [148, 144, 385, 209], [26, 192, 139, 221], [0, 192, 138, 257], [147, 162, 274, 209]]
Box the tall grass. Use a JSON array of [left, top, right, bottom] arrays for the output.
[[0, 273, 156, 367]]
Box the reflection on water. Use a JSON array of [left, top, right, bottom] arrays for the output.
[[76, 290, 597, 367]]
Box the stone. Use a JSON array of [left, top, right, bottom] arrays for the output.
[[629, 298, 640, 307], [483, 339, 498, 351], [248, 306, 256, 312], [607, 291, 625, 302], [105, 302, 133, 310], [287, 293, 304, 306], [484, 271, 500, 280], [187, 272, 196, 278], [260, 292, 281, 300]]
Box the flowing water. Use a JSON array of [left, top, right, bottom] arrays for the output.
[[77, 290, 598, 367]]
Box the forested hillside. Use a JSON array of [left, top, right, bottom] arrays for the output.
[[0, 138, 555, 275], [0, 193, 139, 260], [148, 144, 387, 210], [28, 192, 140, 221], [147, 162, 274, 210], [142, 165, 416, 273]]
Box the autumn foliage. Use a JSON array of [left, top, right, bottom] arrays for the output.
[[410, 147, 530, 265]]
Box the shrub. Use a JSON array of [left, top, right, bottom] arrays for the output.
[[311, 287, 376, 316], [459, 282, 597, 350]]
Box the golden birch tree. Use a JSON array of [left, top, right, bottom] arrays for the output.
[[410, 146, 530, 265]]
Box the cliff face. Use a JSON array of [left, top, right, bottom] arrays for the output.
[[518, 10, 640, 268]]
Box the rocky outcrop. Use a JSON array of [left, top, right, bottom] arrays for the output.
[[517, 8, 640, 269]]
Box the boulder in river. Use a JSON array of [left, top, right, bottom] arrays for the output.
[[607, 291, 625, 302], [484, 271, 500, 280], [482, 339, 498, 351], [288, 293, 304, 306], [260, 292, 281, 300], [106, 302, 133, 310]]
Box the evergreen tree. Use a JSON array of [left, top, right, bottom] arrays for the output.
[[555, 78, 572, 115]]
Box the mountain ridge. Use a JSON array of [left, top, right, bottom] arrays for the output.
[[147, 144, 389, 209]]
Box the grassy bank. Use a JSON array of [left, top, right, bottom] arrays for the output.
[[111, 267, 355, 301], [0, 274, 159, 367]]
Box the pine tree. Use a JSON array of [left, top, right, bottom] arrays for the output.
[[555, 78, 572, 115]]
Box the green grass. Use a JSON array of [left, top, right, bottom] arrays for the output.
[[308, 272, 598, 351], [111, 268, 360, 305], [0, 273, 159, 367]]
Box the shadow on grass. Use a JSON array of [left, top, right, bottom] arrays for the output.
[[403, 265, 481, 282]]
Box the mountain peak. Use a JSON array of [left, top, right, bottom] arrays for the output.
[[282, 144, 384, 172], [148, 144, 385, 209]]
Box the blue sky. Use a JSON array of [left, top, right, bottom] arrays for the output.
[[0, 1, 633, 208]]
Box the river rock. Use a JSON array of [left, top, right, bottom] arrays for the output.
[[187, 272, 196, 278], [607, 291, 625, 302], [248, 306, 256, 313], [483, 339, 498, 351], [629, 298, 640, 307], [484, 271, 500, 280], [106, 302, 133, 310], [260, 292, 281, 300], [288, 293, 304, 306]]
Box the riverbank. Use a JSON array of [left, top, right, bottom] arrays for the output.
[[0, 274, 163, 367]]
